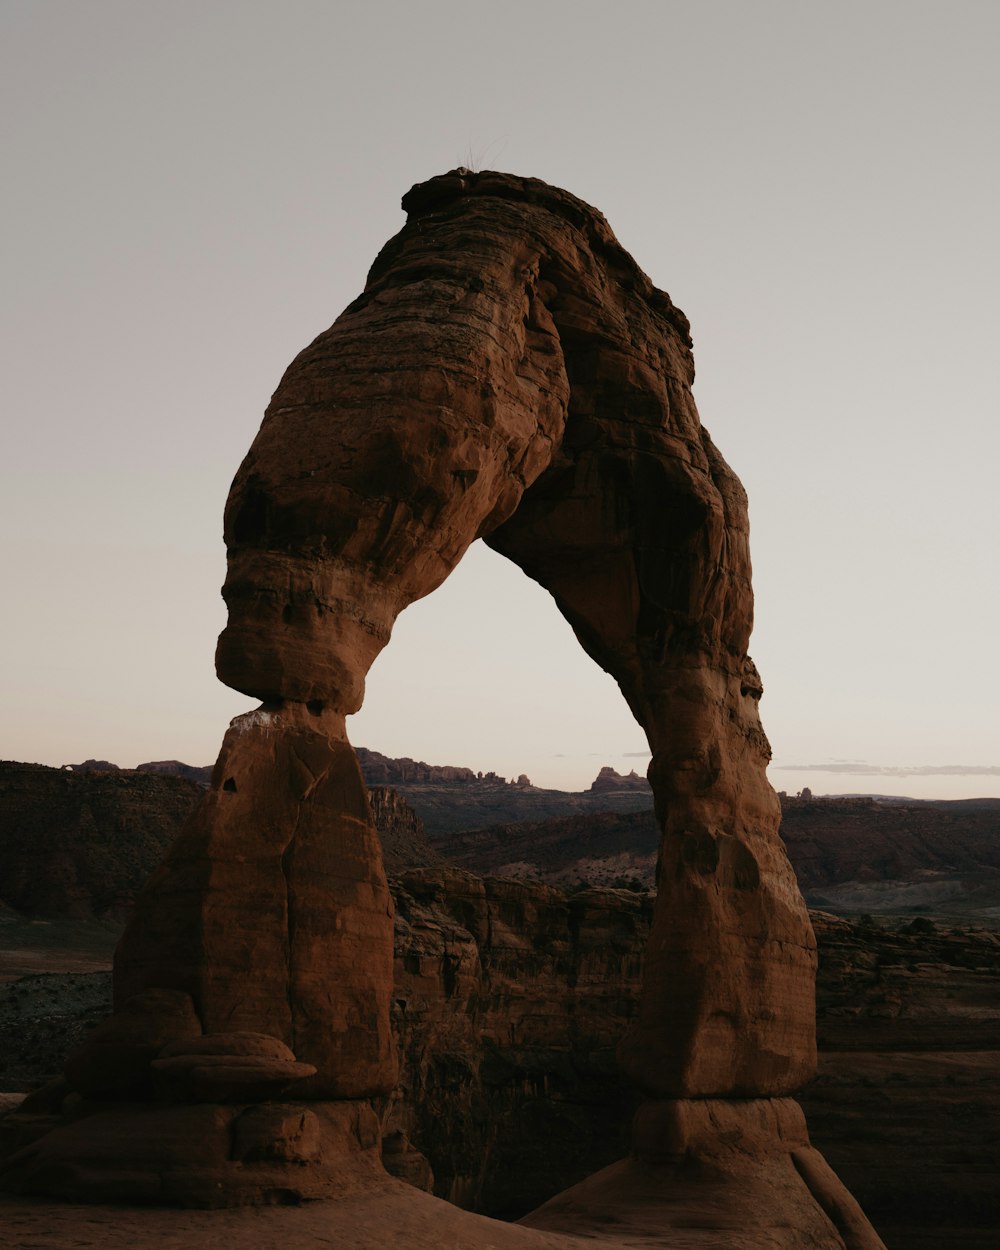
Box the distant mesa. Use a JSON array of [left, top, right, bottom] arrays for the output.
[[64, 759, 213, 786], [135, 760, 214, 785], [589, 765, 648, 793], [354, 747, 534, 790], [60, 751, 637, 797], [354, 747, 479, 786]]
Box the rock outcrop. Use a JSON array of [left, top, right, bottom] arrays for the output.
[[0, 171, 880, 1245], [355, 747, 480, 786], [367, 785, 443, 872]]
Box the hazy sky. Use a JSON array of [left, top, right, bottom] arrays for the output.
[[3, 1, 997, 799]]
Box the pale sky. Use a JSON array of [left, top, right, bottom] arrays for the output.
[[2, 1, 997, 799]]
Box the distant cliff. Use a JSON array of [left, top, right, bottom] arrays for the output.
[[0, 763, 203, 922], [355, 753, 654, 834], [3, 758, 999, 921]]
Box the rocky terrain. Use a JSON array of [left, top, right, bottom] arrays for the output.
[[443, 793, 1000, 921], [443, 808, 658, 888], [2, 880, 997, 1250], [5, 768, 995, 1246], [4, 757, 996, 1239], [806, 911, 1000, 1249]]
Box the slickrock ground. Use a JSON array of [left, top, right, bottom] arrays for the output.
[[0, 1177, 873, 1250]]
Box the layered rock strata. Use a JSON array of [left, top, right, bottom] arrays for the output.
[[0, 170, 879, 1244]]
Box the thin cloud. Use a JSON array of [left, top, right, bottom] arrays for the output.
[[774, 763, 1000, 778], [622, 751, 652, 758]]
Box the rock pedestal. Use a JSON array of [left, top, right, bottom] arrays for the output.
[[0, 170, 883, 1245]]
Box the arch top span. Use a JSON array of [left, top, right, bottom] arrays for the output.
[[216, 169, 723, 715]]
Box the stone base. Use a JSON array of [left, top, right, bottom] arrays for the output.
[[0, 1098, 382, 1208], [520, 1098, 887, 1250]]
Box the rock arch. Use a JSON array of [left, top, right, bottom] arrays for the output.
[[2, 174, 884, 1246], [183, 168, 815, 1101], [111, 170, 815, 1098]]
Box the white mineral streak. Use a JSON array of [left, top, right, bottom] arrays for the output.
[[231, 708, 277, 734]]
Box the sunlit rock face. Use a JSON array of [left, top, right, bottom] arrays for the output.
[[214, 169, 816, 1099]]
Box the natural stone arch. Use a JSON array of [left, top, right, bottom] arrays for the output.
[[136, 167, 813, 1101], [4, 175, 887, 1249]]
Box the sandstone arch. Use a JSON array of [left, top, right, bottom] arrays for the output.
[[1, 173, 884, 1247], [196, 168, 816, 1100]]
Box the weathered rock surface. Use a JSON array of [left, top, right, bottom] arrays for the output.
[[525, 1099, 885, 1250], [211, 168, 816, 1101], [388, 869, 648, 1214], [367, 784, 443, 872], [1, 1097, 383, 1208]]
